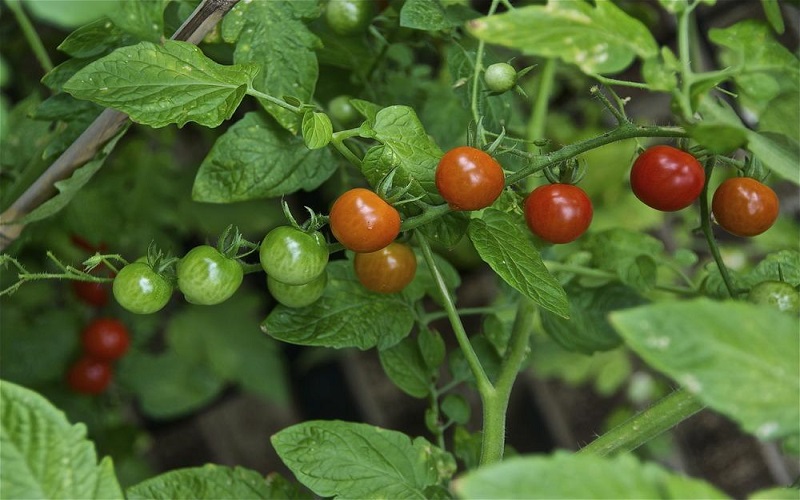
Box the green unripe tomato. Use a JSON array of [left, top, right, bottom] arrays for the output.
[[484, 63, 517, 93], [748, 281, 800, 313], [268, 272, 327, 308], [325, 0, 375, 36], [113, 261, 172, 314], [328, 95, 359, 126], [177, 245, 243, 305], [260, 226, 329, 285]]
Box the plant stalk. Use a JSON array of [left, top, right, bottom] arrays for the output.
[[578, 388, 704, 456]]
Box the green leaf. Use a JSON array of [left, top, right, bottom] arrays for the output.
[[12, 123, 128, 225], [418, 328, 446, 371], [361, 105, 444, 202], [263, 262, 415, 350], [63, 40, 258, 128], [106, 0, 166, 42], [745, 250, 800, 287], [166, 294, 290, 405], [610, 299, 800, 442], [223, 1, 320, 133], [127, 465, 307, 499], [750, 487, 798, 500], [379, 337, 432, 398], [399, 0, 478, 31], [57, 18, 138, 58], [453, 426, 481, 470], [22, 0, 118, 29], [441, 394, 470, 425], [760, 0, 785, 34], [301, 111, 333, 149], [466, 0, 658, 75], [584, 228, 665, 292], [468, 209, 569, 318], [541, 283, 645, 354], [452, 451, 725, 499], [118, 351, 224, 419], [192, 112, 337, 202], [271, 420, 456, 499], [0, 380, 124, 499], [747, 131, 800, 185]]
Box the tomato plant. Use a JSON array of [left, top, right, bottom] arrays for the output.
[[268, 272, 327, 308], [329, 188, 401, 253], [259, 226, 328, 285], [484, 62, 517, 93], [112, 261, 173, 314], [66, 357, 113, 395], [81, 318, 130, 361], [711, 177, 780, 237], [354, 242, 417, 294], [325, 0, 375, 36], [630, 145, 705, 212], [524, 184, 593, 244], [0, 0, 798, 498], [435, 146, 505, 211]]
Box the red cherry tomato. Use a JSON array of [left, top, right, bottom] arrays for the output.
[[67, 357, 113, 395], [72, 281, 109, 307], [329, 188, 401, 253], [81, 318, 130, 361], [354, 242, 417, 293], [630, 145, 705, 211], [712, 177, 779, 237], [435, 146, 505, 210], [524, 184, 593, 244]]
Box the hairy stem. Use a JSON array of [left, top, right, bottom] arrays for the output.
[[578, 388, 704, 456]]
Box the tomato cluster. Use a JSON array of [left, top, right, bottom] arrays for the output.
[[260, 226, 329, 307], [67, 317, 130, 395]]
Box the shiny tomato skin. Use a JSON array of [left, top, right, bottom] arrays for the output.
[[81, 318, 130, 361], [524, 184, 593, 244], [354, 242, 417, 294], [711, 177, 779, 237], [268, 272, 327, 308], [260, 226, 329, 285], [630, 145, 705, 211], [67, 357, 112, 395], [329, 188, 401, 253], [177, 245, 243, 305], [113, 262, 173, 314], [435, 146, 505, 211], [72, 281, 109, 307]]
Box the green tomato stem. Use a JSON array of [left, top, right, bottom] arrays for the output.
[[330, 135, 363, 169], [590, 75, 651, 90], [698, 158, 738, 297], [578, 388, 704, 456], [6, 0, 53, 73], [506, 124, 687, 185], [480, 298, 536, 465], [417, 232, 491, 393], [246, 88, 304, 115]]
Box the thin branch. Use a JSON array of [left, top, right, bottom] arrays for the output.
[[0, 0, 241, 251]]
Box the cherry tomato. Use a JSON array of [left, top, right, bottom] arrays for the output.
[[72, 280, 109, 307], [435, 146, 505, 211], [113, 261, 173, 314], [328, 95, 359, 127], [260, 226, 328, 285], [177, 245, 243, 305], [748, 281, 800, 313], [712, 177, 779, 237], [484, 63, 517, 93], [630, 145, 705, 211], [81, 318, 130, 361], [268, 272, 327, 308], [325, 0, 375, 36], [354, 242, 417, 294], [524, 184, 593, 244], [67, 357, 112, 395], [329, 188, 401, 253]]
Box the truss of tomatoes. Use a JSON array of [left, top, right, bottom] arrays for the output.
[[67, 317, 131, 395]]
